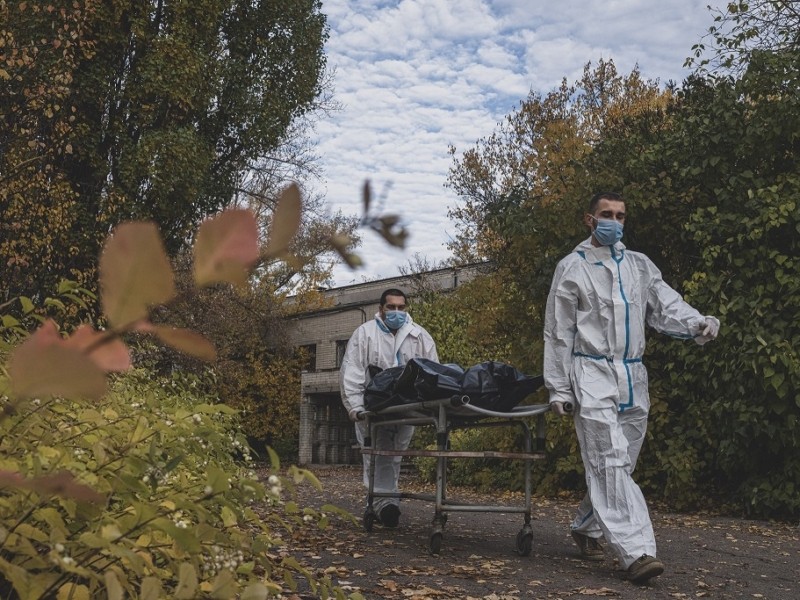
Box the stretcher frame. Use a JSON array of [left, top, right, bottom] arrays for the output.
[[360, 395, 551, 555]]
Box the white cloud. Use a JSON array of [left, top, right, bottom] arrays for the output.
[[313, 0, 718, 286]]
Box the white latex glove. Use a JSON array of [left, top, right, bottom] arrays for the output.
[[348, 408, 366, 422], [550, 401, 573, 416], [695, 316, 720, 345]]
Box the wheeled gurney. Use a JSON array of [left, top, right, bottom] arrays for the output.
[[360, 393, 552, 555]]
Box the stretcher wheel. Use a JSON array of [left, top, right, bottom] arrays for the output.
[[363, 509, 376, 533], [429, 531, 443, 555], [515, 529, 532, 556]]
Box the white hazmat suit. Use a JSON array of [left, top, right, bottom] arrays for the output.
[[340, 312, 438, 514], [544, 237, 719, 569]]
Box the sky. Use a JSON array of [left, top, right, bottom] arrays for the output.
[[313, 0, 720, 287]]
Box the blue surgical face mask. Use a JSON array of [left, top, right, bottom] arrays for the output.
[[591, 216, 624, 246], [383, 310, 407, 330]]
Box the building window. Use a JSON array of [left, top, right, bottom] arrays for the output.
[[299, 344, 317, 372], [335, 339, 349, 368]]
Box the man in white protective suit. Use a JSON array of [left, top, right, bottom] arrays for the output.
[[340, 288, 439, 528], [544, 192, 720, 584]]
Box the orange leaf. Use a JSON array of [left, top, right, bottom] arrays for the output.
[[194, 209, 259, 288], [64, 325, 131, 372], [137, 323, 217, 362], [100, 222, 176, 328], [263, 184, 302, 257], [8, 321, 107, 400]]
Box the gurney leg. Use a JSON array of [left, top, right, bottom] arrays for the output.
[[517, 419, 534, 555], [430, 514, 445, 555], [363, 418, 377, 532], [516, 525, 533, 556]]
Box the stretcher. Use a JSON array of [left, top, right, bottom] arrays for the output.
[[360, 395, 552, 555]]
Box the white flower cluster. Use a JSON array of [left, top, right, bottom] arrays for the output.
[[200, 544, 245, 578], [267, 475, 282, 497], [50, 543, 76, 568], [172, 510, 192, 529]]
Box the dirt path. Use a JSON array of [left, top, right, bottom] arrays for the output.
[[282, 466, 798, 600]]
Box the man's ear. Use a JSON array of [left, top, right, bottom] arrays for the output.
[[583, 213, 595, 229]]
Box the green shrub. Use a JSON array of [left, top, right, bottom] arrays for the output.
[[0, 367, 345, 598]]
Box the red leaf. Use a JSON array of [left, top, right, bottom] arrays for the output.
[[8, 321, 107, 400], [100, 222, 176, 327], [194, 209, 259, 288], [64, 325, 131, 372], [264, 184, 302, 258], [0, 469, 105, 503], [136, 323, 217, 362]]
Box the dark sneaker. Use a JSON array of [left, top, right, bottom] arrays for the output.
[[379, 504, 401, 528], [571, 531, 604, 561], [627, 554, 664, 584]]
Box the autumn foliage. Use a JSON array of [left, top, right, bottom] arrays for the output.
[[0, 186, 360, 599]]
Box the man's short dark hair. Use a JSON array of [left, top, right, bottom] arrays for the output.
[[588, 192, 623, 214], [380, 288, 407, 306]]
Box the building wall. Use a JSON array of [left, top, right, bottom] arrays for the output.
[[289, 263, 489, 465]]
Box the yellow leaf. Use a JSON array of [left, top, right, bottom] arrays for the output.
[[241, 583, 269, 600], [100, 222, 175, 328], [140, 577, 162, 600], [264, 183, 302, 257], [57, 584, 90, 600], [194, 209, 259, 288], [104, 570, 124, 600], [175, 563, 198, 599], [101, 524, 122, 541], [136, 323, 217, 361], [210, 569, 237, 599], [221, 506, 237, 527]]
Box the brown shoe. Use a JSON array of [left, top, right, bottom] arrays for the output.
[[571, 531, 604, 561], [627, 554, 664, 584]]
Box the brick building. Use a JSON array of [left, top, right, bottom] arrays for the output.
[[289, 264, 487, 465]]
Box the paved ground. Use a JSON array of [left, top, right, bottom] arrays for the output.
[[281, 466, 799, 600]]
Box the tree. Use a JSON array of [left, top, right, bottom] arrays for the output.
[[587, 37, 800, 517], [446, 60, 670, 366], [688, 0, 800, 75], [1, 0, 330, 305], [445, 3, 800, 516]]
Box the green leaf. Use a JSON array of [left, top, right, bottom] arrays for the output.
[[2, 315, 20, 327], [19, 297, 34, 313], [78, 532, 109, 549], [206, 466, 231, 494], [266, 447, 280, 470], [100, 222, 176, 328], [150, 518, 200, 552]]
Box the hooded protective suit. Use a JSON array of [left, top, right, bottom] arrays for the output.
[[544, 237, 718, 569], [340, 312, 438, 512]]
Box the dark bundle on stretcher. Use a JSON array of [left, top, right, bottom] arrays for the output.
[[364, 358, 544, 416]]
